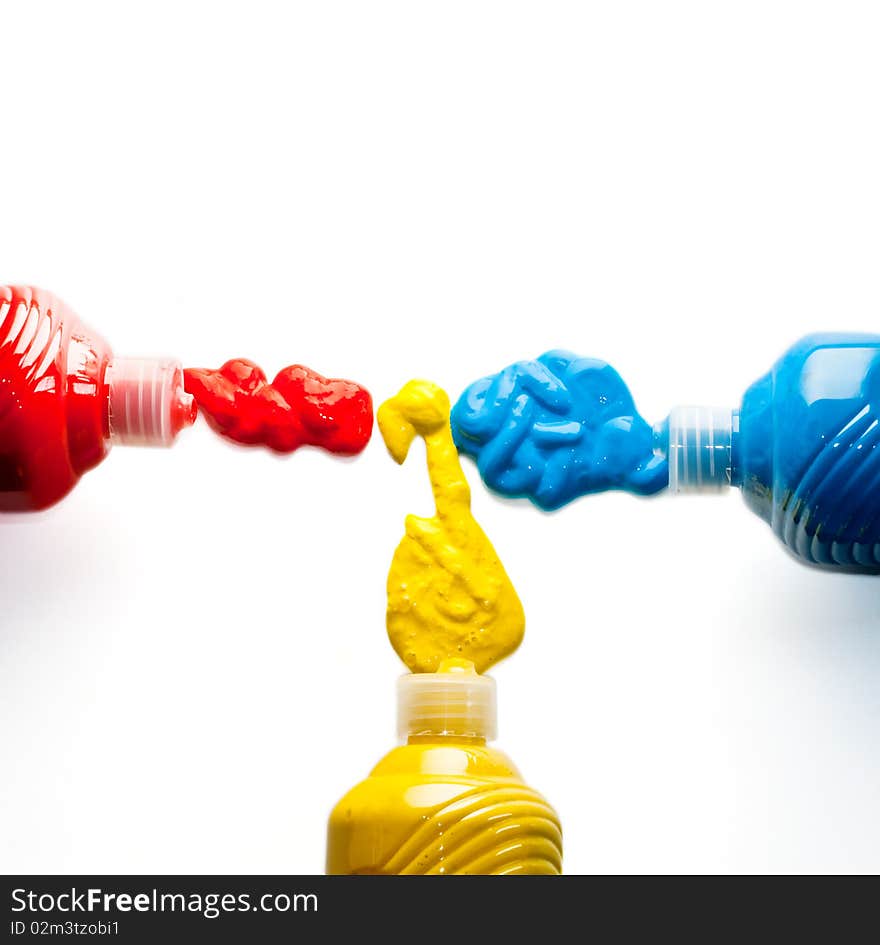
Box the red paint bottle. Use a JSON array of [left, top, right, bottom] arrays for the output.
[[0, 285, 196, 511]]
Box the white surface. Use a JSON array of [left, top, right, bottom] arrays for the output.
[[2, 1, 880, 875]]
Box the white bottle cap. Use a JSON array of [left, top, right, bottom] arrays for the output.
[[106, 357, 197, 447], [397, 663, 498, 742], [664, 405, 737, 493]]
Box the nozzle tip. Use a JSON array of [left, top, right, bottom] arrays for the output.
[[108, 358, 196, 447], [175, 389, 198, 433]]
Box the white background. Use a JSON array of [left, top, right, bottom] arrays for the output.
[[2, 1, 879, 875]]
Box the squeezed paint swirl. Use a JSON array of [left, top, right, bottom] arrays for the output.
[[378, 380, 525, 674], [451, 350, 667, 510]]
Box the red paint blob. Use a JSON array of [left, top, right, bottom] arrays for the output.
[[184, 359, 374, 455]]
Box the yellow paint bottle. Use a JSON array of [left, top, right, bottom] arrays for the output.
[[327, 380, 561, 874], [326, 660, 562, 875]]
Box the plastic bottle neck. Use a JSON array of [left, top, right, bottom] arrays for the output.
[[655, 405, 739, 493], [406, 734, 488, 745], [105, 357, 197, 447], [397, 664, 498, 743]]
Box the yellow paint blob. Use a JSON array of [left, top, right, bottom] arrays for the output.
[[377, 379, 526, 674], [326, 739, 562, 875]]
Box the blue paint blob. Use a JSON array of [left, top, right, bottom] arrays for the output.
[[451, 350, 667, 510]]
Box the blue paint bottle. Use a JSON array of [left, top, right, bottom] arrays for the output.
[[452, 336, 880, 572], [660, 333, 880, 571]]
